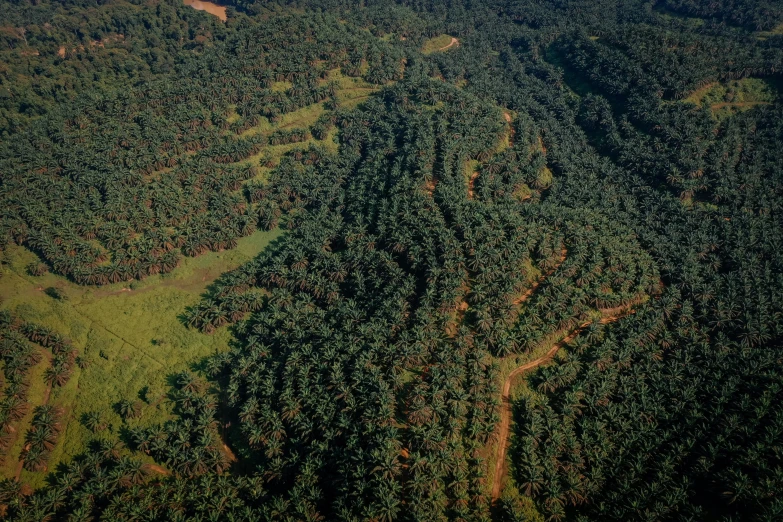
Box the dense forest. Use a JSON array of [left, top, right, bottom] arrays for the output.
[[1, 0, 782, 520]]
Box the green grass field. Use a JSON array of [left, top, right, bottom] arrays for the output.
[[0, 228, 281, 485], [682, 77, 780, 117], [421, 34, 457, 54]]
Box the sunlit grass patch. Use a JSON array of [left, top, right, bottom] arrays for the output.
[[683, 78, 779, 112], [0, 228, 280, 483], [270, 80, 293, 92], [276, 103, 326, 129], [422, 34, 457, 54], [757, 23, 783, 39]]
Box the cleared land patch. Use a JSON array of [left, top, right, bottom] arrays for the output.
[[422, 34, 459, 54], [0, 228, 280, 485], [682, 77, 779, 117]]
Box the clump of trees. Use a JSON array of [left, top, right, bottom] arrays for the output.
[[129, 371, 229, 477], [22, 405, 62, 472], [0, 12, 410, 286], [2, 0, 783, 520], [0, 311, 75, 466]]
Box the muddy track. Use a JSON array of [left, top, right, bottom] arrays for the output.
[[490, 303, 637, 503], [144, 463, 171, 476], [439, 37, 459, 51], [467, 171, 480, 199]]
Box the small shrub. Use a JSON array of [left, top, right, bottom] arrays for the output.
[[26, 262, 49, 277], [44, 287, 67, 301]]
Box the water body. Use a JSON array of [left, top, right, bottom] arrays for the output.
[[184, 0, 227, 21]]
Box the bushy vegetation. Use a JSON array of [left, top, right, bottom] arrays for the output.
[[0, 311, 72, 472], [0, 12, 405, 286], [1, 0, 783, 521]]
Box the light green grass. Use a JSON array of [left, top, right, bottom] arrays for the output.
[[241, 69, 380, 146], [0, 228, 281, 485], [239, 116, 274, 138], [270, 80, 293, 93], [757, 23, 783, 39], [5, 353, 49, 482], [683, 78, 779, 115], [239, 70, 380, 168], [276, 103, 326, 129], [421, 34, 457, 55], [0, 65, 384, 487], [225, 104, 240, 124]]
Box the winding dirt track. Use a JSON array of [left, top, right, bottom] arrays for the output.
[[439, 37, 459, 51], [490, 304, 637, 502]]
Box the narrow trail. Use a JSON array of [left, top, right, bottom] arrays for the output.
[[222, 442, 237, 463], [423, 177, 437, 196], [14, 445, 30, 481], [490, 302, 637, 503], [439, 37, 459, 51], [504, 112, 514, 147], [467, 171, 480, 199], [40, 351, 54, 406], [144, 463, 171, 476]]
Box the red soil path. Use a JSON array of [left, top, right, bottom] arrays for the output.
[[490, 301, 639, 502], [439, 37, 459, 51]]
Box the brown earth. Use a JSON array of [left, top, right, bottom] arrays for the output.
[[144, 463, 171, 476], [184, 0, 227, 21], [467, 171, 480, 199]]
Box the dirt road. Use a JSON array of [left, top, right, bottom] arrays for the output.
[[439, 37, 459, 51], [490, 303, 637, 502]]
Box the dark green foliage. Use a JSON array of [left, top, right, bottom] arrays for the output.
[[2, 0, 783, 521], [513, 294, 783, 520], [0, 12, 407, 286], [116, 399, 142, 421], [82, 411, 107, 433], [24, 262, 47, 277], [0, 0, 232, 138], [128, 372, 229, 476], [658, 0, 783, 31], [22, 405, 62, 471]]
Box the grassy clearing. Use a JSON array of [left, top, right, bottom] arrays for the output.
[[682, 78, 779, 117], [757, 23, 783, 39], [421, 34, 457, 54], [0, 228, 281, 485], [270, 80, 293, 93], [327, 68, 380, 107], [239, 69, 380, 169], [277, 103, 326, 130], [240, 68, 380, 158]]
